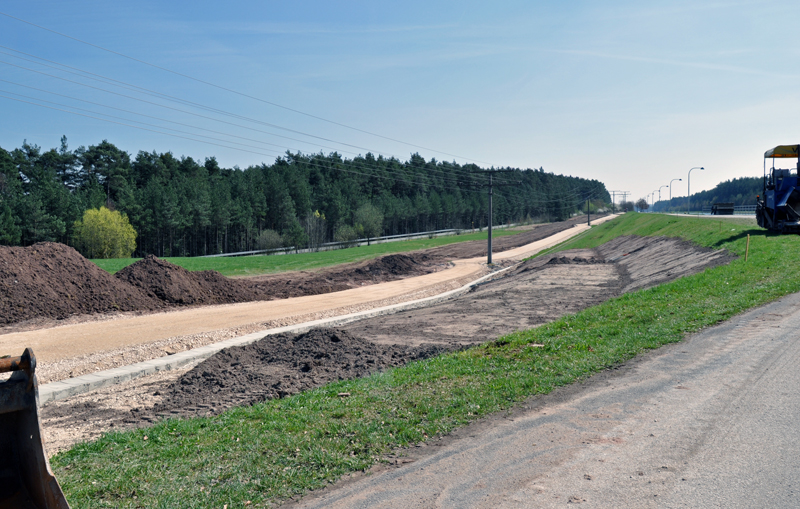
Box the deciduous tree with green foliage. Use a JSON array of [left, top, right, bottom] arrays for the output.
[[354, 203, 384, 245], [73, 206, 137, 258]]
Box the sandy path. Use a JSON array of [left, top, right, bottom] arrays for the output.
[[1, 222, 597, 368]]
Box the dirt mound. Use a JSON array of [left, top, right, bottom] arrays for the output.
[[546, 255, 606, 265], [130, 328, 454, 421], [116, 255, 266, 305], [0, 247, 448, 328], [0, 243, 163, 325], [352, 253, 437, 278], [240, 252, 443, 300]]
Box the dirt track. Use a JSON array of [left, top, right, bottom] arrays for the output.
[[0, 217, 587, 333], [40, 233, 734, 452], [1, 218, 595, 384]]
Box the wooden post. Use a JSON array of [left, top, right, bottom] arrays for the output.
[[745, 234, 750, 262]]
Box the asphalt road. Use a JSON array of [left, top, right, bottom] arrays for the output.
[[294, 291, 800, 508]]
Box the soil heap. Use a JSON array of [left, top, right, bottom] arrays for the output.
[[0, 243, 163, 325], [131, 328, 453, 421], [116, 255, 265, 305]]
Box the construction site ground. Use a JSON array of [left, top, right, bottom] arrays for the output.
[[36, 223, 734, 454], [1, 217, 593, 384]]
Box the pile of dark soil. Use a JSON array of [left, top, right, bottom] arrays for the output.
[[129, 328, 455, 421], [245, 253, 442, 300], [352, 253, 436, 279], [116, 255, 265, 305], [0, 243, 163, 325], [0, 247, 446, 328], [546, 255, 607, 265]]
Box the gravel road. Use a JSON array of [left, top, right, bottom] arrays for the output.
[[292, 291, 800, 508]]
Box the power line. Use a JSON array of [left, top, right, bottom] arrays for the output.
[[0, 83, 334, 155], [0, 11, 493, 166], [2, 89, 602, 210], [1, 92, 501, 193], [0, 56, 390, 156], [0, 53, 605, 208], [0, 53, 503, 186]]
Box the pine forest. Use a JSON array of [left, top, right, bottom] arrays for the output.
[[0, 138, 609, 257]]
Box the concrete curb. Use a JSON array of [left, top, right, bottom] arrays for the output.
[[39, 264, 514, 405]]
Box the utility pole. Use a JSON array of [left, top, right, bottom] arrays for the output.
[[608, 190, 625, 213], [463, 169, 520, 265]]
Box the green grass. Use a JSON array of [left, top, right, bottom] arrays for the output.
[[92, 228, 522, 276], [53, 213, 800, 508]]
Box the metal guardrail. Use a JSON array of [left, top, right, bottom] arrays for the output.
[[700, 205, 756, 215], [201, 224, 520, 258]]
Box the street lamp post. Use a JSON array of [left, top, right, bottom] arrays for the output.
[[687, 167, 705, 214], [658, 185, 668, 208], [670, 178, 682, 201]]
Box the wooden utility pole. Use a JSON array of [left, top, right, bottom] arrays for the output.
[[462, 169, 520, 265]]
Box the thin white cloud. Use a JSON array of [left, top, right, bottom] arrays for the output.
[[551, 49, 799, 79], [594, 0, 765, 21], [147, 19, 458, 37]]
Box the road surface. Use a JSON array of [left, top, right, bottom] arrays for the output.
[[294, 290, 800, 508]]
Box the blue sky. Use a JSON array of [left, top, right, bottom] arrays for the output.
[[1, 1, 798, 204]]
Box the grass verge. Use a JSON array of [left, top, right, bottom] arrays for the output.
[[92, 228, 522, 276], [53, 213, 800, 508]]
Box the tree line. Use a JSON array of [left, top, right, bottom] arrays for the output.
[[649, 176, 762, 213], [0, 137, 609, 257]]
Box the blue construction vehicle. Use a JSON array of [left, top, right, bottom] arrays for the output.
[[756, 145, 800, 233]]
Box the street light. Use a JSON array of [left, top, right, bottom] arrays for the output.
[[658, 185, 668, 207], [670, 178, 682, 201], [687, 167, 705, 214]]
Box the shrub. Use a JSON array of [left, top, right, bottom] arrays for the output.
[[333, 224, 358, 247], [73, 206, 136, 258], [256, 229, 283, 251]]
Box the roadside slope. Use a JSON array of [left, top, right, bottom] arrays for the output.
[[294, 290, 800, 508]]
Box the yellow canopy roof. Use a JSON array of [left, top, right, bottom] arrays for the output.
[[765, 145, 800, 158]]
